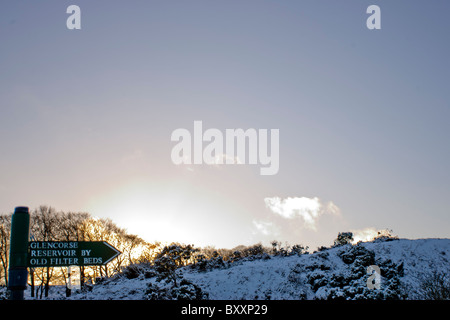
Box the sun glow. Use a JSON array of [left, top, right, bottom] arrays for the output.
[[351, 228, 395, 244], [83, 179, 210, 247], [86, 181, 232, 245]]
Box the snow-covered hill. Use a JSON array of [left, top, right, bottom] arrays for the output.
[[22, 238, 450, 300]]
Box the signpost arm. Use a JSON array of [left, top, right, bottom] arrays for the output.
[[8, 206, 30, 300]]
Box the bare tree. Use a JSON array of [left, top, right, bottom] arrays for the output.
[[29, 206, 60, 298], [54, 211, 90, 296], [0, 214, 11, 286], [135, 242, 161, 264]]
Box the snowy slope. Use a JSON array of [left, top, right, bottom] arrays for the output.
[[182, 238, 449, 300], [21, 238, 450, 300]]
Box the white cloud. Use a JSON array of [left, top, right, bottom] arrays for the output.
[[264, 196, 341, 231], [252, 220, 277, 236], [325, 201, 341, 217]]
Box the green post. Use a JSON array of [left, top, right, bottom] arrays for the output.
[[8, 206, 30, 300]]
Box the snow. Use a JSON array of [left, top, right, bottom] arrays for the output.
[[16, 238, 450, 300]]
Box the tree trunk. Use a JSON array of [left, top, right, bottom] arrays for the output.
[[44, 267, 50, 297], [79, 266, 85, 290], [66, 287, 72, 297], [29, 268, 35, 298]]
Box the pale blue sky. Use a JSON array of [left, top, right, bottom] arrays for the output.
[[1, 1, 449, 249]]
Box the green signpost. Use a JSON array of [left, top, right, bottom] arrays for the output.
[[8, 207, 30, 300], [8, 206, 122, 300]]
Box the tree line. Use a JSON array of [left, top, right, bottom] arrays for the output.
[[0, 205, 159, 298]]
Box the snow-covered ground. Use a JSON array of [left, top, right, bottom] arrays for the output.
[[19, 238, 450, 300]]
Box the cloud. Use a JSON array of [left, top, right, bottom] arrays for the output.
[[264, 196, 341, 231], [252, 220, 278, 236]]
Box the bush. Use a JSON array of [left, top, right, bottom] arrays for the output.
[[416, 271, 450, 300], [191, 253, 227, 272], [316, 246, 329, 252], [307, 270, 328, 291], [122, 264, 144, 279], [228, 244, 271, 261], [287, 264, 304, 285], [271, 241, 308, 257], [154, 244, 198, 285], [173, 279, 209, 300], [242, 244, 267, 258], [333, 232, 354, 247], [229, 250, 242, 263], [121, 263, 156, 280], [145, 278, 208, 300], [338, 244, 375, 266], [373, 229, 399, 242]]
